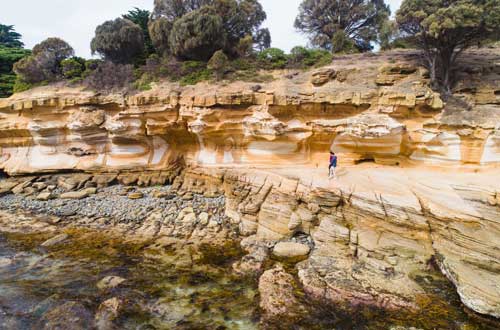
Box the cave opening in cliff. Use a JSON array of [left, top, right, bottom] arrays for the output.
[[354, 157, 375, 165], [0, 169, 8, 179]]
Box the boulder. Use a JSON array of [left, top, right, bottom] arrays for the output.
[[128, 192, 144, 200], [272, 242, 310, 262], [259, 265, 306, 326], [36, 192, 52, 201], [311, 68, 336, 86], [59, 188, 97, 199]]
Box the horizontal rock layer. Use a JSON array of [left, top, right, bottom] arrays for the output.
[[1, 50, 499, 174]]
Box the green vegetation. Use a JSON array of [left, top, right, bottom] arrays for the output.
[[208, 50, 229, 80], [397, 0, 500, 93], [150, 0, 268, 59], [6, 0, 499, 96], [0, 24, 24, 48], [0, 46, 30, 97], [169, 6, 226, 61], [257, 48, 288, 69], [13, 38, 74, 86], [294, 0, 390, 53], [61, 57, 85, 80], [123, 7, 155, 57]]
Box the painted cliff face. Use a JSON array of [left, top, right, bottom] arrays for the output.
[[0, 49, 499, 175]]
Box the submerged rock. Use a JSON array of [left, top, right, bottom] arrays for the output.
[[95, 297, 123, 330], [39, 301, 93, 330], [41, 233, 69, 247], [258, 265, 306, 326], [97, 276, 126, 290], [0, 256, 12, 267]]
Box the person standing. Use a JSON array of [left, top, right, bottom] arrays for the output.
[[329, 151, 338, 179]]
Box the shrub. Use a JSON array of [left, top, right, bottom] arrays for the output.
[[12, 77, 32, 93], [61, 57, 85, 79], [13, 55, 48, 83], [91, 18, 145, 64], [83, 61, 134, 91], [179, 60, 212, 85], [288, 46, 332, 68], [257, 48, 288, 69], [207, 50, 228, 80]]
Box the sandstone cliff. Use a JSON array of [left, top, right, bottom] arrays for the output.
[[0, 49, 499, 319]]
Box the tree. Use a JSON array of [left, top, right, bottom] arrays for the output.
[[294, 0, 390, 52], [0, 46, 30, 97], [152, 0, 211, 20], [254, 28, 271, 51], [123, 7, 155, 56], [151, 0, 268, 59], [148, 17, 173, 56], [14, 37, 74, 84], [169, 6, 226, 60], [91, 18, 145, 64], [0, 24, 24, 48], [397, 0, 500, 93], [32, 37, 74, 64], [378, 19, 399, 51], [208, 50, 228, 79]]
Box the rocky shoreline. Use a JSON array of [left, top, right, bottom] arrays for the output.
[[0, 168, 499, 329]]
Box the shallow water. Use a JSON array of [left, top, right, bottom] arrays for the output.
[[0, 228, 498, 330]]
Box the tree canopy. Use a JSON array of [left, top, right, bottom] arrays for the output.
[[13, 37, 74, 84], [169, 6, 226, 60], [294, 0, 390, 52], [0, 24, 24, 48], [91, 18, 145, 64], [151, 0, 269, 59], [123, 7, 155, 56], [397, 0, 500, 92]]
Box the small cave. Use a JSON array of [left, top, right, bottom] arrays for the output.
[[354, 157, 375, 165], [0, 169, 9, 180]]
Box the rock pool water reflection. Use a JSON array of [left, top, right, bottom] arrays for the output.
[[0, 229, 498, 330], [0, 230, 259, 330]]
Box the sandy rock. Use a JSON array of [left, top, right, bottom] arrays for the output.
[[97, 276, 126, 290], [198, 212, 209, 225], [41, 233, 69, 247], [36, 192, 52, 201], [128, 192, 144, 199], [272, 242, 310, 262], [311, 68, 336, 86], [60, 188, 97, 199]]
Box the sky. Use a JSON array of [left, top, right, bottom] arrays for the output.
[[1, 0, 402, 58]]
